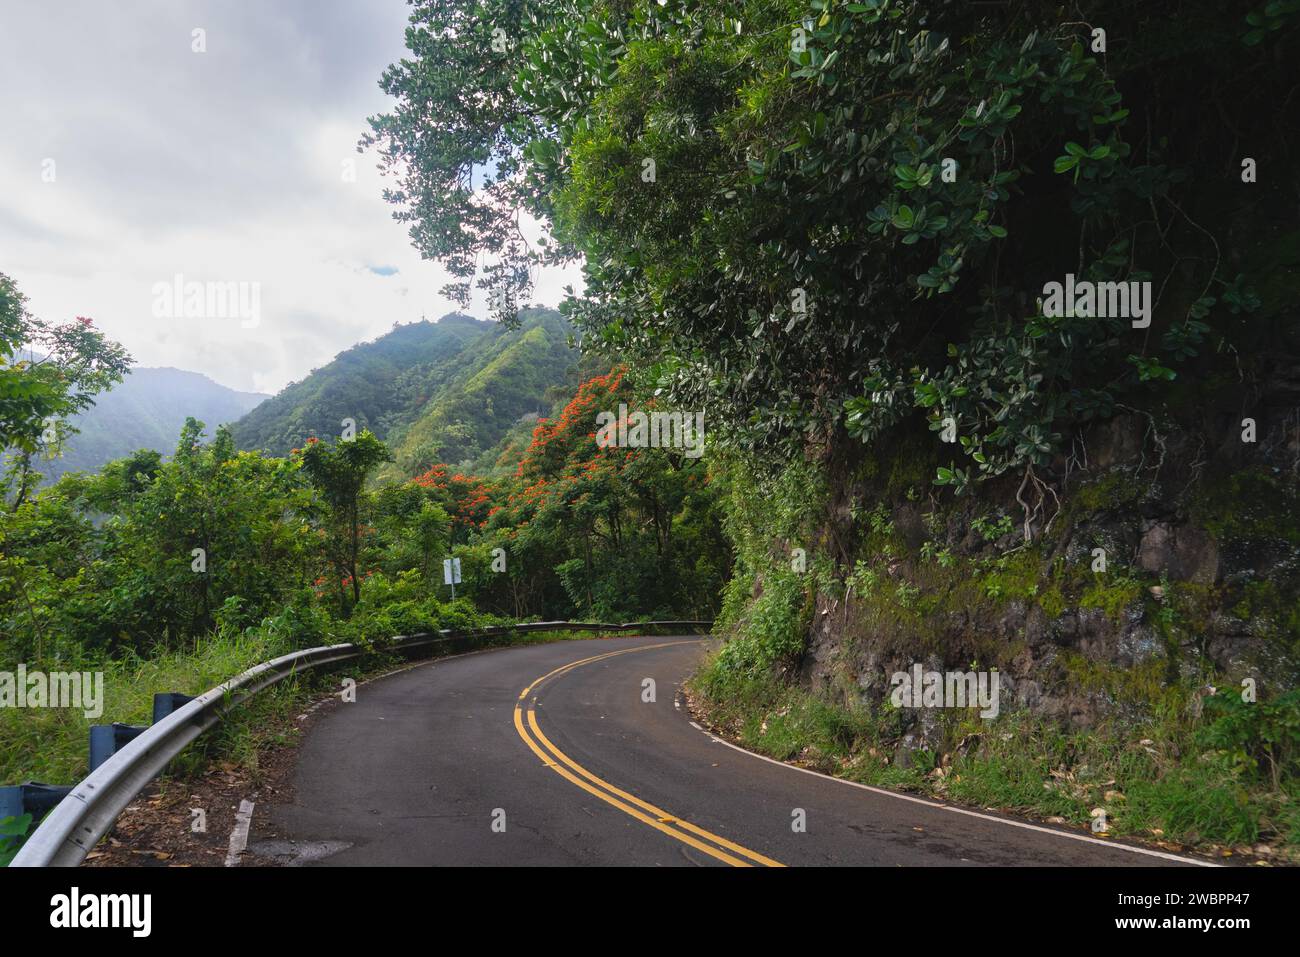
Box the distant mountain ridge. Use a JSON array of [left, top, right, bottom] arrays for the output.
[[38, 366, 267, 484], [230, 308, 580, 478]]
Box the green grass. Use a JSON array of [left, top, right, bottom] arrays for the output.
[[690, 652, 1298, 856], [0, 629, 296, 786]]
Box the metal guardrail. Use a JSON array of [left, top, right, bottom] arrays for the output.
[[8, 620, 711, 867]]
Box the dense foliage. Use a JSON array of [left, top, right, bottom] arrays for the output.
[[230, 312, 491, 455], [365, 1, 1280, 494], [384, 308, 580, 476]]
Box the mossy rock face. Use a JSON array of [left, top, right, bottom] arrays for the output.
[[791, 417, 1300, 728], [1193, 468, 1300, 548], [1071, 466, 1151, 515], [1071, 574, 1144, 629]]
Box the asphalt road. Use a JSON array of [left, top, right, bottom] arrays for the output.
[[259, 635, 1206, 867]]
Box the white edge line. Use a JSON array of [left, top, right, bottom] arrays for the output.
[[692, 722, 1218, 868], [224, 799, 255, 867]]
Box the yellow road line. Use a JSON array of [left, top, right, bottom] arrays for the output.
[[513, 704, 752, 866], [526, 707, 784, 867], [520, 641, 687, 697], [513, 640, 785, 868]]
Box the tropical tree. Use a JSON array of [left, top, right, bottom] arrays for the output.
[[295, 431, 393, 610], [0, 271, 131, 507], [372, 482, 451, 583]]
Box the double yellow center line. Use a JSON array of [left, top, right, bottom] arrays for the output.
[[513, 641, 784, 867]]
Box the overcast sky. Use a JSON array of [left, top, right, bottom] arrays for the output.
[[0, 0, 582, 394]]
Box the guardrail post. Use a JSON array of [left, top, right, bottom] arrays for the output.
[[89, 723, 148, 772], [0, 783, 73, 851], [152, 692, 196, 723], [0, 783, 73, 821]]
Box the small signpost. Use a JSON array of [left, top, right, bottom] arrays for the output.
[[443, 556, 462, 600]]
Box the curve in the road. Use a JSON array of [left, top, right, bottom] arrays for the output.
[[513, 641, 783, 867], [260, 635, 1212, 867]]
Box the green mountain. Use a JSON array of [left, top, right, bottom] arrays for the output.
[[38, 366, 267, 484], [231, 308, 580, 478]]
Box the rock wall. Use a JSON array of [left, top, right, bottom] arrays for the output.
[[798, 399, 1300, 742]]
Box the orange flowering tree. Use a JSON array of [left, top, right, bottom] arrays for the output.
[[479, 367, 728, 619], [410, 463, 495, 541]]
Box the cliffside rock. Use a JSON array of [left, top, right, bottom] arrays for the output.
[[1138, 520, 1219, 583]]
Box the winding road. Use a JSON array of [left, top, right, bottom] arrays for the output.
[[257, 635, 1206, 867]]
